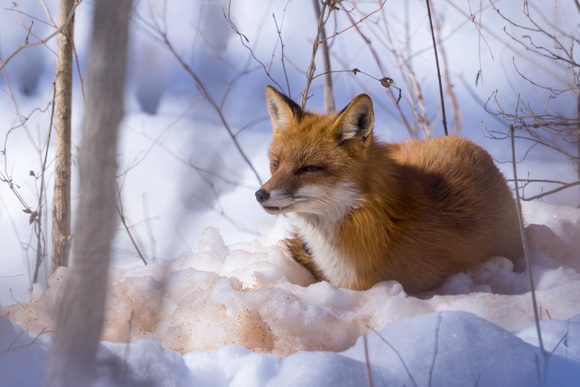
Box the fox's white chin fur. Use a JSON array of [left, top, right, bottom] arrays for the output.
[[261, 205, 295, 215], [260, 180, 362, 220]]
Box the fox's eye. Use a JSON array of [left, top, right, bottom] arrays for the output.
[[271, 160, 279, 168], [300, 165, 320, 173]]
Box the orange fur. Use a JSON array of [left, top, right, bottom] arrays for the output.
[[256, 86, 522, 293]]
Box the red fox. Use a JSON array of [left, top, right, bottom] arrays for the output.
[[255, 86, 523, 293]]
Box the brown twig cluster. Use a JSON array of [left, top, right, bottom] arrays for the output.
[[135, 4, 263, 187], [343, 0, 459, 138], [486, 0, 580, 204]]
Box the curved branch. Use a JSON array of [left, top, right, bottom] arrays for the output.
[[159, 31, 263, 185], [0, 0, 83, 73], [522, 181, 580, 201]]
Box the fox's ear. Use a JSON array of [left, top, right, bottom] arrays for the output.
[[266, 86, 303, 134], [335, 94, 374, 146]]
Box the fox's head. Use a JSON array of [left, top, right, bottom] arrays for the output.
[[255, 86, 375, 219]]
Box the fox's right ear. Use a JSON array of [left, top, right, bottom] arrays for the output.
[[334, 94, 374, 147], [266, 86, 303, 135]]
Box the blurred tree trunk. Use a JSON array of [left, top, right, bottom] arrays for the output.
[[312, 0, 334, 112], [51, 0, 75, 274], [42, 0, 132, 385], [577, 92, 580, 203]]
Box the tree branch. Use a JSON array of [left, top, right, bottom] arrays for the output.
[[425, 0, 448, 136], [0, 0, 83, 73]]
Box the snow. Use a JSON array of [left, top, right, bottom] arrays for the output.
[[2, 202, 580, 385], [2, 310, 580, 386], [1, 0, 580, 385]]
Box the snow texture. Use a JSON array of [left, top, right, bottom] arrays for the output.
[[2, 311, 579, 386], [2, 202, 580, 386]]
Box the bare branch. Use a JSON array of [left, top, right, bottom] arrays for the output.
[[0, 0, 83, 73], [224, 0, 285, 92], [369, 326, 418, 387], [521, 181, 580, 201], [510, 123, 548, 363], [341, 9, 415, 136], [428, 313, 442, 386], [116, 183, 147, 266], [272, 9, 291, 96], [0, 328, 49, 356], [139, 9, 263, 185], [32, 84, 57, 284], [319, 0, 387, 44], [312, 0, 335, 112], [425, 0, 448, 136], [363, 334, 374, 387], [301, 1, 332, 109]]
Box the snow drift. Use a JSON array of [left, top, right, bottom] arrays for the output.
[[2, 201, 580, 385]]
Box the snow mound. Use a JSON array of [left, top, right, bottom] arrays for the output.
[[4, 202, 580, 361], [2, 312, 579, 386]]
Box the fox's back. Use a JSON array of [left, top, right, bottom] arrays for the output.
[[356, 136, 523, 291], [387, 136, 517, 234]]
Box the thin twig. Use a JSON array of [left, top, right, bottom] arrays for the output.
[[301, 0, 331, 109], [342, 8, 416, 136], [272, 13, 291, 96], [312, 0, 334, 112], [302, 0, 387, 109], [507, 178, 573, 185], [319, 0, 387, 44], [576, 89, 580, 188], [224, 0, 284, 92], [466, 0, 494, 63], [363, 334, 374, 387], [521, 181, 580, 201], [548, 331, 569, 358], [429, 8, 461, 133], [428, 313, 442, 386], [158, 30, 263, 185], [510, 124, 548, 374], [0, 0, 83, 73], [370, 327, 418, 387], [0, 173, 33, 215], [122, 310, 134, 384], [116, 183, 147, 266], [425, 0, 448, 136], [32, 84, 57, 283], [0, 328, 49, 356]]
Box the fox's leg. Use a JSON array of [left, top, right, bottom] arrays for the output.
[[284, 235, 324, 282]]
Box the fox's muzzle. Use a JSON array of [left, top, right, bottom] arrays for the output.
[[255, 189, 270, 203]]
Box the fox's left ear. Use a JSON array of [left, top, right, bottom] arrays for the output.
[[266, 86, 304, 135], [335, 94, 374, 146]]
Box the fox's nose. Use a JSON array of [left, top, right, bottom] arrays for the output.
[[255, 189, 270, 203]]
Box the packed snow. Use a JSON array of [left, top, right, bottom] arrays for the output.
[[2, 201, 580, 385]]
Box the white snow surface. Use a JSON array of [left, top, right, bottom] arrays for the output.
[[2, 202, 580, 386]]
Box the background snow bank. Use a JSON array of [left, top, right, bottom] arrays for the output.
[[1, 311, 579, 386], [1, 201, 580, 385]]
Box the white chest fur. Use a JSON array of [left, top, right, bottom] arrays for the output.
[[290, 180, 363, 287]]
